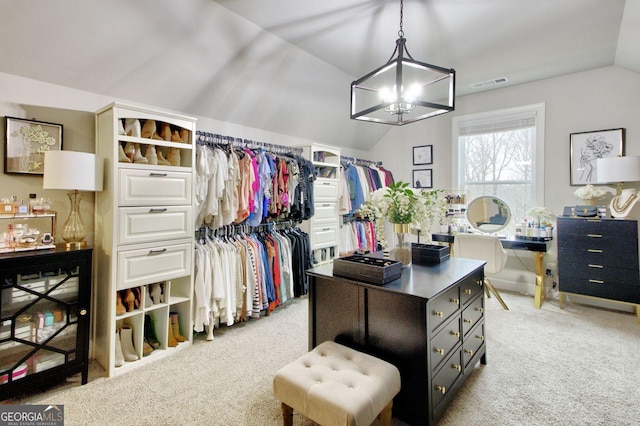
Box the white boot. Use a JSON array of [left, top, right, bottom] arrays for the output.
[[120, 325, 139, 362], [118, 119, 126, 135], [168, 148, 181, 166], [124, 142, 136, 162], [133, 144, 148, 164], [157, 150, 171, 166], [150, 283, 162, 305], [144, 145, 158, 165], [124, 119, 141, 138], [118, 143, 131, 163], [145, 285, 153, 307], [115, 329, 125, 367]]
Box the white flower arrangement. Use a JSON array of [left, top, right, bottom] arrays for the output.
[[573, 184, 606, 201], [360, 181, 445, 249], [526, 206, 556, 224]]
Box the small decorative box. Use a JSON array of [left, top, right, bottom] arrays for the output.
[[412, 243, 450, 265], [333, 255, 402, 285]]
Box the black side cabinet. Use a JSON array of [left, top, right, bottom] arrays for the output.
[[0, 247, 92, 400]]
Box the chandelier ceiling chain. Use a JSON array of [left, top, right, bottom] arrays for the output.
[[350, 0, 456, 125]]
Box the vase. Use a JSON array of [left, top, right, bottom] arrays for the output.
[[391, 223, 412, 267], [581, 198, 597, 206]]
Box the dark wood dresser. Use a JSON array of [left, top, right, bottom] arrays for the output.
[[307, 257, 486, 425], [557, 217, 640, 323]]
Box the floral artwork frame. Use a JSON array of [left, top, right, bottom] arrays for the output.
[[413, 169, 433, 189], [570, 128, 624, 186], [413, 144, 433, 165], [4, 116, 63, 175]]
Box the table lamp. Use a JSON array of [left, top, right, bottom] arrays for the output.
[[596, 156, 640, 218], [43, 150, 104, 248]]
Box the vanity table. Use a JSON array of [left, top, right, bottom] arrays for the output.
[[307, 257, 486, 425], [432, 233, 551, 308]]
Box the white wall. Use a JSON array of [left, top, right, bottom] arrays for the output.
[[369, 65, 640, 309]]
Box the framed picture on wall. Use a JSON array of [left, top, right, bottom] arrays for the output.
[[413, 169, 432, 189], [570, 128, 624, 186], [413, 145, 433, 165], [4, 116, 63, 175]]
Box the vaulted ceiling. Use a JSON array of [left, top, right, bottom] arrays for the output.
[[0, 0, 637, 151]]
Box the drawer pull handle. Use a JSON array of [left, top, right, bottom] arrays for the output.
[[452, 364, 462, 372], [435, 385, 446, 394], [475, 307, 484, 313], [464, 289, 473, 295], [463, 319, 472, 324], [322, 182, 331, 185], [587, 249, 603, 253], [464, 349, 474, 356], [476, 335, 485, 341], [149, 173, 168, 177], [587, 234, 602, 238], [433, 311, 444, 317], [322, 203, 331, 207], [475, 279, 483, 286], [149, 248, 167, 255], [586, 219, 602, 223], [149, 208, 168, 213], [321, 227, 331, 231], [588, 264, 603, 269], [434, 348, 445, 355], [450, 298, 460, 305], [451, 331, 460, 337], [589, 279, 604, 284], [79, 308, 87, 316]]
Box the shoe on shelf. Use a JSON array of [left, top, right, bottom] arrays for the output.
[[132, 287, 142, 309], [115, 329, 125, 367], [180, 128, 190, 143], [144, 144, 158, 165], [118, 119, 126, 136], [122, 288, 135, 312], [118, 143, 131, 163], [124, 119, 141, 138], [160, 123, 172, 141], [170, 312, 186, 342], [144, 314, 160, 349], [141, 120, 156, 139], [142, 340, 154, 357], [124, 142, 136, 162], [150, 283, 162, 305], [144, 286, 153, 307], [157, 149, 171, 166], [120, 325, 139, 362], [133, 144, 149, 164], [159, 282, 166, 303], [167, 317, 178, 347], [168, 147, 181, 166], [171, 130, 182, 143], [116, 292, 126, 316]]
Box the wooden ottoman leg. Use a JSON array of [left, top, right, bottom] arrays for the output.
[[281, 402, 293, 426], [379, 401, 393, 426]]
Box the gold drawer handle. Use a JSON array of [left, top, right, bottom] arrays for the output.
[[434, 348, 445, 355], [589, 279, 604, 284], [433, 311, 444, 317], [435, 385, 446, 394], [587, 249, 603, 253], [588, 264, 603, 269], [587, 234, 602, 238], [451, 331, 460, 337], [464, 289, 473, 295], [450, 298, 460, 305], [79, 309, 87, 316], [475, 307, 484, 313], [452, 364, 461, 372], [463, 319, 472, 324], [476, 335, 485, 341], [475, 279, 483, 286], [464, 349, 474, 356]]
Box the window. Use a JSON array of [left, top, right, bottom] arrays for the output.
[[452, 103, 545, 235]]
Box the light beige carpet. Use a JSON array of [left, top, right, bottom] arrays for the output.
[[4, 290, 640, 426]]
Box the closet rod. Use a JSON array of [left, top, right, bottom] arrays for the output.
[[340, 155, 382, 167], [196, 131, 303, 154]]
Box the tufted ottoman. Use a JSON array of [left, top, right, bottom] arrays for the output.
[[272, 341, 401, 426]]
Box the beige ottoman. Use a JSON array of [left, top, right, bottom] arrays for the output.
[[273, 341, 401, 426]]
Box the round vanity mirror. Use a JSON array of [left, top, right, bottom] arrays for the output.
[[466, 196, 511, 233]]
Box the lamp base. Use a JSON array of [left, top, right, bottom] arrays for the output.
[[65, 241, 87, 249]]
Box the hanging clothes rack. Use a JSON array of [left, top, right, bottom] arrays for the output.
[[340, 155, 382, 167], [196, 130, 303, 154]]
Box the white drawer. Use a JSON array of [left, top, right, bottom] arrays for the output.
[[311, 225, 338, 249], [314, 202, 338, 226], [119, 169, 192, 206], [314, 180, 338, 201], [117, 242, 192, 290], [118, 206, 193, 245]]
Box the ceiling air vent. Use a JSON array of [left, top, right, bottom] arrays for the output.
[[471, 77, 509, 89]]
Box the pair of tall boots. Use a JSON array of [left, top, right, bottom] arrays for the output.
[[167, 312, 186, 347], [115, 324, 138, 367]]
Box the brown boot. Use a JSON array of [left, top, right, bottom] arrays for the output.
[[160, 123, 172, 141], [170, 312, 186, 342], [116, 292, 126, 316], [167, 317, 178, 347], [141, 120, 156, 139]]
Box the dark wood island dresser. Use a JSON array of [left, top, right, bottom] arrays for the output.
[[307, 257, 486, 425]]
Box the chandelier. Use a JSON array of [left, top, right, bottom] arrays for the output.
[[350, 0, 455, 125]]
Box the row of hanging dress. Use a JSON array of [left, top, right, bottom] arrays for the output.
[[195, 142, 315, 229], [339, 219, 377, 254], [340, 161, 395, 215], [193, 224, 311, 335]]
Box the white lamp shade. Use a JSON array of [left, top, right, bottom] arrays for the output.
[[596, 156, 640, 184], [43, 150, 104, 192]]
